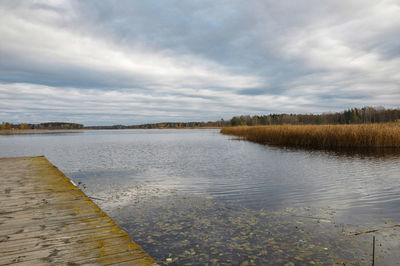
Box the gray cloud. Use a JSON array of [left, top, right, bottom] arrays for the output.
[[0, 0, 399, 125]]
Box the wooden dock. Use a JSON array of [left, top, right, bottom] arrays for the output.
[[0, 156, 158, 265]]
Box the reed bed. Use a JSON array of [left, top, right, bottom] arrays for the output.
[[220, 123, 400, 149]]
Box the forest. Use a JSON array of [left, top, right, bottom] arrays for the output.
[[0, 122, 84, 130], [230, 107, 400, 126], [1, 107, 399, 130]]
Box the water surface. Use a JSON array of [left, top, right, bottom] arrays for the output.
[[1, 129, 399, 264]]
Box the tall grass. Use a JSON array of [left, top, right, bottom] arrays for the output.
[[220, 123, 400, 149]]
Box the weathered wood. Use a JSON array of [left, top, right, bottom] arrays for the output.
[[0, 156, 158, 265]]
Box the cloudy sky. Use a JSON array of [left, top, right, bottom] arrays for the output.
[[1, 0, 400, 125]]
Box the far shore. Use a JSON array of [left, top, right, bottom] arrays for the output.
[[0, 127, 222, 132]]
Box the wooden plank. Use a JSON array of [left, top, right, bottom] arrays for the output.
[[0, 216, 115, 236], [0, 213, 109, 231], [0, 156, 157, 265], [0, 230, 131, 256]]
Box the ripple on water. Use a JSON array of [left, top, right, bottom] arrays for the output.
[[1, 129, 400, 264]]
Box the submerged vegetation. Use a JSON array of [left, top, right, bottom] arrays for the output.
[[106, 191, 373, 265], [221, 123, 400, 149]]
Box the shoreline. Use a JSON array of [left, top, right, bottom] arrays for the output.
[[221, 123, 400, 150]]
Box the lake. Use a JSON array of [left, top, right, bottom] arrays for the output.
[[1, 129, 399, 265]]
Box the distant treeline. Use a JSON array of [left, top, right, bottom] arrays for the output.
[[2, 107, 399, 130], [0, 122, 84, 130], [85, 121, 229, 129], [230, 107, 400, 126], [78, 107, 400, 129]]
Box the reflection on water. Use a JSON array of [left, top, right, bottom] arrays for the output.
[[327, 147, 400, 158], [233, 137, 400, 159], [0, 130, 83, 136], [1, 129, 399, 264]]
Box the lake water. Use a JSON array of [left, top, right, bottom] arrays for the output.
[[1, 129, 399, 265]]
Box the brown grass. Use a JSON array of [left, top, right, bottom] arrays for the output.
[[220, 123, 400, 149]]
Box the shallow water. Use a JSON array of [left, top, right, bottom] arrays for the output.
[[1, 129, 399, 264]]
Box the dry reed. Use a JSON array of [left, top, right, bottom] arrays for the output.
[[220, 123, 400, 149]]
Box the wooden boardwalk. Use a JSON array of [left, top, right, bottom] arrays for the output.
[[0, 156, 158, 265]]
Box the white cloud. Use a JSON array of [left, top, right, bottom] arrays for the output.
[[275, 0, 400, 109], [0, 82, 315, 124], [0, 4, 262, 90], [0, 0, 399, 124]]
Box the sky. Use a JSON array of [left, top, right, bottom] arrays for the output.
[[1, 0, 400, 125]]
